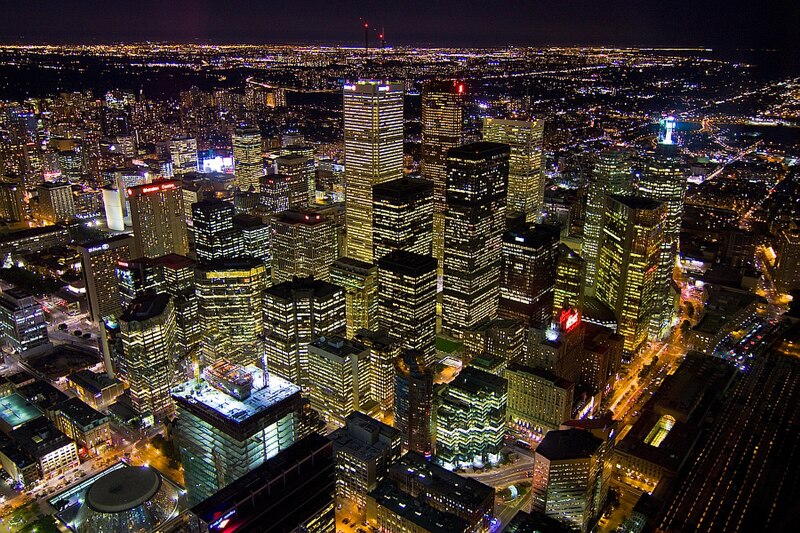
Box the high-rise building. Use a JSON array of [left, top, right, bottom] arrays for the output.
[[118, 293, 176, 420], [378, 250, 438, 364], [263, 277, 346, 386], [330, 412, 401, 507], [127, 180, 189, 258], [172, 362, 304, 505], [355, 329, 401, 414], [195, 258, 268, 366], [373, 176, 434, 261], [153, 254, 200, 357], [553, 244, 586, 319], [499, 224, 560, 328], [433, 366, 507, 470], [232, 213, 271, 266], [775, 221, 800, 293], [583, 148, 631, 291], [483, 117, 545, 221], [37, 181, 75, 223], [462, 318, 526, 363], [442, 142, 510, 339], [0, 181, 25, 222], [505, 363, 574, 438], [595, 195, 666, 359], [367, 479, 471, 533], [0, 288, 49, 355], [191, 199, 243, 262], [259, 172, 308, 213], [421, 80, 465, 277], [275, 153, 314, 206], [306, 336, 371, 428], [232, 127, 263, 192], [169, 136, 198, 175], [343, 81, 404, 264], [394, 351, 434, 456], [270, 208, 337, 284], [77, 235, 134, 323], [525, 308, 586, 384], [331, 257, 378, 338], [531, 428, 605, 532]]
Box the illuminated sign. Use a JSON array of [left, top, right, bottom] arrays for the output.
[[559, 308, 581, 333], [139, 182, 177, 195], [86, 243, 110, 253], [457, 83, 465, 94], [209, 509, 236, 530], [343, 84, 356, 91]]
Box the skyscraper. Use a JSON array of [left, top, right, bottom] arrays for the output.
[[263, 277, 346, 386], [483, 117, 545, 221], [172, 362, 304, 505], [270, 208, 337, 285], [275, 153, 314, 206], [421, 80, 465, 274], [394, 351, 434, 456], [378, 250, 438, 365], [355, 329, 401, 414], [595, 195, 666, 359], [37, 181, 74, 223], [442, 142, 510, 339], [127, 180, 189, 258], [0, 288, 49, 355], [169, 136, 198, 175], [118, 293, 176, 420], [583, 148, 631, 291], [232, 126, 263, 192], [343, 81, 404, 263], [152, 253, 200, 357], [77, 235, 134, 324], [0, 181, 25, 222], [553, 244, 586, 319], [259, 172, 308, 213], [372, 176, 434, 261], [505, 364, 574, 438], [498, 224, 560, 328], [191, 199, 243, 262], [331, 257, 379, 338]]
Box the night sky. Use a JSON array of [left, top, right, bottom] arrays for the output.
[[0, 1, 795, 49]]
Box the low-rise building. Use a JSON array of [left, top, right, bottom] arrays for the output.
[[66, 370, 126, 411], [53, 397, 111, 453]]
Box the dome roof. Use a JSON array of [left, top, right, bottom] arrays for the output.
[[86, 466, 161, 512]]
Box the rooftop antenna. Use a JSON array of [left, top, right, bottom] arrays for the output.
[[364, 22, 369, 53], [380, 28, 386, 54]]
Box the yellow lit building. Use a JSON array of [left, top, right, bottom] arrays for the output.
[[232, 127, 263, 192]]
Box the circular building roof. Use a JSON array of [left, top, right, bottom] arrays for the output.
[[86, 466, 162, 513]]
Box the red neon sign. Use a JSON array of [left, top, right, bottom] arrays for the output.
[[559, 308, 580, 333]]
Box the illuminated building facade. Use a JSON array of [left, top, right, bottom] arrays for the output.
[[442, 142, 510, 339], [421, 80, 465, 274], [275, 153, 315, 206], [331, 257, 378, 338], [394, 351, 434, 456], [118, 293, 177, 420], [433, 366, 507, 469], [195, 258, 268, 366], [37, 181, 74, 223], [259, 172, 308, 213], [553, 244, 586, 319], [775, 221, 800, 293], [583, 148, 631, 290], [77, 235, 134, 323], [127, 180, 189, 258], [499, 224, 560, 328], [355, 329, 401, 413], [192, 199, 244, 262], [306, 336, 371, 428], [462, 318, 525, 363], [525, 308, 586, 383], [367, 480, 471, 533], [343, 81, 404, 264], [232, 126, 263, 191], [0, 288, 49, 355], [232, 213, 271, 266], [505, 364, 574, 437], [595, 195, 666, 359], [270, 208, 337, 285], [483, 117, 545, 221], [263, 277, 346, 386], [169, 136, 198, 175], [378, 250, 438, 365], [172, 364, 303, 505], [0, 181, 25, 222], [373, 176, 434, 261]]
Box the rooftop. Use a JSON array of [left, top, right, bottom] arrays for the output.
[[67, 370, 123, 395], [373, 176, 433, 201], [447, 141, 510, 160], [120, 293, 171, 323], [0, 392, 43, 431], [264, 276, 342, 301], [377, 250, 437, 277], [608, 194, 663, 211], [57, 397, 108, 428], [330, 412, 400, 461], [369, 480, 469, 533], [535, 428, 603, 461]]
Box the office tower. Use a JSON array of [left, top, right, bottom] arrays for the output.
[[259, 172, 308, 213], [483, 117, 545, 221], [37, 181, 74, 223], [330, 412, 401, 509], [343, 81, 404, 263], [595, 195, 666, 359], [462, 318, 526, 363], [583, 148, 631, 290], [187, 434, 335, 533], [433, 366, 507, 469], [531, 428, 604, 532], [394, 351, 434, 456], [498, 224, 560, 328], [422, 80, 465, 277], [153, 254, 200, 356], [306, 336, 371, 428], [442, 142, 510, 339], [115, 257, 162, 309], [192, 199, 243, 262], [505, 363, 574, 438], [0, 181, 25, 222], [356, 329, 401, 413], [232, 127, 263, 192], [275, 153, 314, 205], [331, 257, 378, 338], [553, 244, 586, 319], [77, 235, 134, 323], [118, 293, 176, 420], [263, 277, 346, 386], [372, 176, 434, 261], [172, 362, 304, 505], [377, 250, 438, 365], [270, 208, 337, 284], [127, 180, 189, 258], [525, 308, 586, 383], [169, 136, 198, 175], [367, 480, 471, 533], [580, 323, 623, 396], [232, 213, 271, 265], [0, 288, 49, 355], [388, 452, 496, 533], [195, 258, 268, 366], [775, 221, 800, 293]]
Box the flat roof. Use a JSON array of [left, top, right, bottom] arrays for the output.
[[0, 392, 43, 430], [536, 428, 603, 461]]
